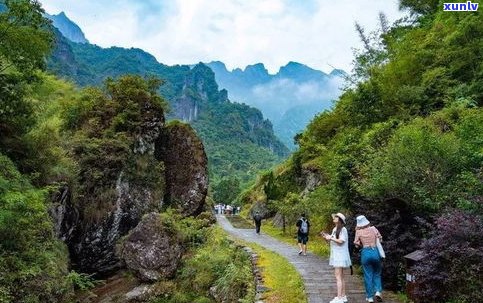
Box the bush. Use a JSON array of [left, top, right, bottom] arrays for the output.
[[174, 227, 254, 303], [0, 154, 73, 302], [414, 210, 483, 303]]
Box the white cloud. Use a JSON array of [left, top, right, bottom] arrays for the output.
[[39, 0, 405, 73]]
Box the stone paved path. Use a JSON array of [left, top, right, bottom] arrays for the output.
[[217, 215, 400, 303]]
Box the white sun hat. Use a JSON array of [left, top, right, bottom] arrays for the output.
[[356, 215, 370, 227], [332, 212, 346, 224]]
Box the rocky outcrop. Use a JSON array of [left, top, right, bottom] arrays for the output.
[[50, 102, 168, 274], [156, 122, 208, 217], [71, 171, 164, 274], [51, 107, 209, 275], [299, 167, 324, 197], [118, 213, 183, 281], [49, 183, 78, 242]]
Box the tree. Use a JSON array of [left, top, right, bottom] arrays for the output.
[[0, 0, 53, 167], [0, 0, 53, 76], [214, 177, 240, 204]]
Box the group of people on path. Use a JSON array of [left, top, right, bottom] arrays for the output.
[[252, 211, 384, 303], [214, 204, 240, 215]]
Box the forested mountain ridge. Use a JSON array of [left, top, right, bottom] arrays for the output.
[[205, 61, 346, 149], [45, 14, 289, 191], [242, 1, 482, 302]]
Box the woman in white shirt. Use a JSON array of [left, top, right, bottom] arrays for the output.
[[322, 212, 351, 303]]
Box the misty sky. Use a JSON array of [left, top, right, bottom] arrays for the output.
[[39, 0, 407, 74]]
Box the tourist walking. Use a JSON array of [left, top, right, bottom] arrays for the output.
[[322, 212, 351, 303], [296, 213, 310, 255], [253, 211, 262, 234], [354, 215, 383, 302]]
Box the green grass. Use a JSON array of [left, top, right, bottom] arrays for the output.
[[236, 240, 307, 303], [262, 220, 330, 258]]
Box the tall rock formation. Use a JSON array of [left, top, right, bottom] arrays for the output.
[[156, 122, 209, 216], [50, 76, 208, 275]]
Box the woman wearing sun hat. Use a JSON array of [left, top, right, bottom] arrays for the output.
[[354, 215, 383, 302], [321, 212, 351, 303]]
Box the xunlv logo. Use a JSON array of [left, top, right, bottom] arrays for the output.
[[444, 1, 479, 11]]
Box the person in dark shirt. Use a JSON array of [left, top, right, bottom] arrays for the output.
[[253, 211, 262, 234], [296, 213, 310, 255]]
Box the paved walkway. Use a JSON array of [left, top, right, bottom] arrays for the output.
[[217, 215, 399, 303]]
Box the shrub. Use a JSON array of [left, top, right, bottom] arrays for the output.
[[0, 154, 73, 302], [174, 227, 254, 303], [413, 210, 483, 303]]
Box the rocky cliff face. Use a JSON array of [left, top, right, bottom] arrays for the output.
[[50, 83, 208, 275], [156, 122, 209, 217], [173, 63, 228, 122]]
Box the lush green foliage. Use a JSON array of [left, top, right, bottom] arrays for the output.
[[149, 225, 255, 303], [0, 3, 75, 302], [243, 0, 483, 296], [0, 154, 73, 303], [0, 0, 53, 171], [213, 177, 240, 205], [0, 0, 52, 76]]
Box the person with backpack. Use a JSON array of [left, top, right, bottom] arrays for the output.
[[354, 215, 383, 303], [296, 213, 310, 255], [253, 211, 262, 234], [321, 212, 351, 303]]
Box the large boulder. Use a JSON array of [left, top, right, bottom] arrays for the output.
[[156, 122, 208, 216], [51, 101, 166, 274], [118, 213, 183, 281]]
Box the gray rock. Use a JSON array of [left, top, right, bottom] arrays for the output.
[[118, 213, 183, 282], [156, 122, 208, 217], [51, 107, 166, 274], [299, 167, 323, 197]]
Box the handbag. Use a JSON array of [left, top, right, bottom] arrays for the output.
[[372, 227, 386, 259]]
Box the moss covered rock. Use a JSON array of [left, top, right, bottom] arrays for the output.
[[156, 121, 208, 216], [118, 212, 183, 281]]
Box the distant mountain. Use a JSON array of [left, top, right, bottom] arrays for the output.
[[45, 12, 88, 43], [46, 19, 288, 187], [205, 61, 346, 149]]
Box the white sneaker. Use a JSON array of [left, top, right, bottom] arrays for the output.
[[375, 292, 382, 302], [329, 297, 343, 303], [366, 298, 374, 303], [341, 295, 348, 302]]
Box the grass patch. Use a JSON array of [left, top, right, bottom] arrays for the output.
[[236, 240, 306, 303], [262, 220, 330, 258]]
